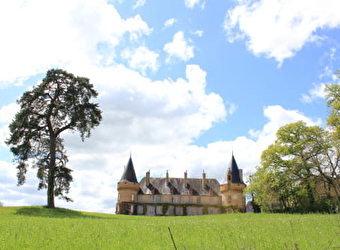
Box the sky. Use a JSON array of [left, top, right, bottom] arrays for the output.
[[1, 0, 340, 213]]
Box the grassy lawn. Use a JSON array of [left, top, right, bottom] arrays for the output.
[[0, 206, 339, 250]]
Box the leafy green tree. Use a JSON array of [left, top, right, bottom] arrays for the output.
[[247, 121, 330, 212], [6, 69, 102, 208], [247, 81, 340, 213]]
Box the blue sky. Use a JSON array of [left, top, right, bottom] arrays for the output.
[[0, 0, 340, 213]]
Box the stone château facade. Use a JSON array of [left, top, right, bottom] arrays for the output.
[[116, 154, 246, 215]]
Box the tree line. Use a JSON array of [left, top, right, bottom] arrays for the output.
[[247, 81, 340, 213]]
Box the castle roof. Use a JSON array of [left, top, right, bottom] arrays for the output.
[[227, 153, 245, 184], [138, 177, 221, 196], [120, 156, 138, 183]]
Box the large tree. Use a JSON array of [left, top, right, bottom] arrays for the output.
[[6, 69, 102, 208], [246, 121, 340, 212], [247, 81, 340, 212]]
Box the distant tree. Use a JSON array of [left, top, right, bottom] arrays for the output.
[[6, 69, 102, 208], [0, 201, 3, 207]]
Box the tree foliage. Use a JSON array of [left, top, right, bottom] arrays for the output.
[[247, 82, 340, 213], [6, 69, 102, 208]]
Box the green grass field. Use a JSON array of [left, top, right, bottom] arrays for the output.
[[0, 206, 339, 250]]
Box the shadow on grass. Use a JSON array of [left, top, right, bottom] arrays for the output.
[[15, 206, 114, 219]]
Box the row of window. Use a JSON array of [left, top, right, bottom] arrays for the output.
[[119, 194, 228, 205], [137, 195, 220, 205], [137, 205, 220, 216]]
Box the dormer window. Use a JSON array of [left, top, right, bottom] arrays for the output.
[[170, 186, 175, 195]]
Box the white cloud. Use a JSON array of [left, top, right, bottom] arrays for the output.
[[163, 18, 177, 29], [184, 0, 205, 9], [226, 102, 238, 116], [124, 14, 153, 40], [224, 0, 340, 65], [192, 30, 203, 37], [164, 31, 195, 63], [133, 0, 146, 9], [301, 83, 326, 103], [0, 0, 152, 86], [121, 46, 159, 75], [0, 103, 19, 146], [249, 105, 321, 142], [0, 103, 19, 124]]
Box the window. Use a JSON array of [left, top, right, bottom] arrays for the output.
[[188, 196, 193, 203], [197, 197, 201, 204], [156, 206, 163, 215], [137, 195, 143, 202], [170, 196, 175, 203], [137, 205, 143, 215], [147, 205, 155, 216], [156, 196, 162, 203], [131, 194, 135, 201], [228, 196, 232, 204], [187, 207, 193, 215], [168, 206, 174, 215], [149, 195, 155, 203], [175, 207, 183, 215]]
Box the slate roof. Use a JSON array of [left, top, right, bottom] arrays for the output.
[[139, 177, 221, 196], [120, 156, 138, 183], [227, 154, 245, 184]]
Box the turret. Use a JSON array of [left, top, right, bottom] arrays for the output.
[[116, 156, 140, 215], [220, 153, 246, 212]]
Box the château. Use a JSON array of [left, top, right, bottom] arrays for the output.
[[116, 154, 246, 215]]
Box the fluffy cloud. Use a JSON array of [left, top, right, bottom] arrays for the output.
[[301, 83, 326, 103], [192, 30, 203, 37], [164, 31, 195, 63], [0, 103, 19, 146], [184, 0, 205, 9], [224, 0, 340, 65], [121, 46, 159, 75], [0, 0, 152, 86], [163, 18, 178, 29], [133, 0, 146, 9]]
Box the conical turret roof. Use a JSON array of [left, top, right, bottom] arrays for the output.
[[120, 156, 138, 183], [226, 153, 244, 184]]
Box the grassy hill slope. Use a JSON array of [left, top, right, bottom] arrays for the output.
[[0, 206, 339, 249]]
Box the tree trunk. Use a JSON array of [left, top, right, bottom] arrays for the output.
[[47, 135, 56, 209]]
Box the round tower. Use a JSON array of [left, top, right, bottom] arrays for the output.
[[220, 153, 246, 212], [116, 156, 140, 215]]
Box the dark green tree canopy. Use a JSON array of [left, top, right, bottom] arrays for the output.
[[6, 69, 102, 208]]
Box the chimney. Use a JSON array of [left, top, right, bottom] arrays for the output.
[[146, 171, 150, 186], [166, 170, 169, 184], [202, 171, 206, 188], [184, 171, 188, 187]]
